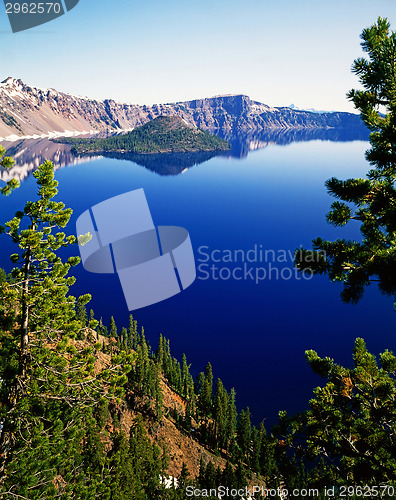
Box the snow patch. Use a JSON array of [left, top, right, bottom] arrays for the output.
[[0, 129, 100, 143], [159, 476, 178, 489]]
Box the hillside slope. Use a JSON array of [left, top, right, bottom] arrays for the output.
[[70, 329, 267, 490]]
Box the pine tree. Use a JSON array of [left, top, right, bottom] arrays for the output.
[[184, 398, 193, 430], [108, 431, 137, 499], [120, 326, 128, 350], [152, 362, 164, 420], [295, 17, 396, 306], [195, 371, 205, 395], [156, 333, 165, 367], [108, 415, 167, 499], [76, 294, 88, 328], [110, 315, 118, 338], [133, 332, 150, 395], [205, 361, 213, 387], [278, 338, 396, 484], [237, 408, 252, 461], [0, 160, 133, 497], [197, 456, 207, 487], [213, 378, 229, 449], [177, 462, 190, 491], [250, 425, 261, 473], [221, 461, 236, 489], [128, 313, 138, 349], [234, 461, 248, 491], [181, 353, 190, 397], [204, 461, 217, 491], [226, 387, 238, 455], [89, 308, 99, 330], [258, 421, 278, 483], [199, 362, 213, 418]]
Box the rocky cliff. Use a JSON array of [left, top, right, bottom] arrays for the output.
[[0, 77, 365, 140]]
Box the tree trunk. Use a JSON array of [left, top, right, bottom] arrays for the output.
[[0, 246, 33, 481], [19, 247, 31, 378]]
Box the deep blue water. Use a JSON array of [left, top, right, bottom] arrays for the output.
[[1, 136, 395, 428]]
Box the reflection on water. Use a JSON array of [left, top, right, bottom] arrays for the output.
[[0, 138, 100, 183], [1, 127, 370, 181], [215, 127, 370, 158], [101, 150, 221, 176]]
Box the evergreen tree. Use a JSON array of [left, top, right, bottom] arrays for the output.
[[195, 371, 205, 395], [204, 461, 217, 491], [186, 373, 195, 401], [213, 378, 229, 449], [177, 462, 190, 491], [197, 456, 206, 487], [236, 408, 252, 461], [204, 361, 214, 387], [108, 431, 137, 499], [98, 317, 109, 351], [0, 160, 132, 497], [278, 338, 396, 484], [128, 313, 138, 349], [76, 294, 88, 328], [132, 332, 150, 395], [296, 17, 396, 306], [199, 362, 213, 418], [156, 333, 165, 367], [89, 308, 99, 330], [234, 461, 248, 491], [120, 326, 128, 350], [110, 315, 118, 338], [181, 353, 190, 397], [108, 415, 167, 499], [184, 398, 193, 430], [221, 461, 236, 489], [250, 425, 261, 473], [258, 421, 277, 483], [226, 387, 237, 455], [278, 456, 307, 498], [152, 362, 164, 420]]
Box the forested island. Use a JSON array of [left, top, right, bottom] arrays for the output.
[[60, 116, 230, 155]]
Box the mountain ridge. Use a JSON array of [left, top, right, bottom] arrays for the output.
[[0, 77, 365, 141]]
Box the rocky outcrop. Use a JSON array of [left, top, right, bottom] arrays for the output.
[[0, 77, 365, 141]]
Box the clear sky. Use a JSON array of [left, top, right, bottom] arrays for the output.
[[1, 0, 396, 111]]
